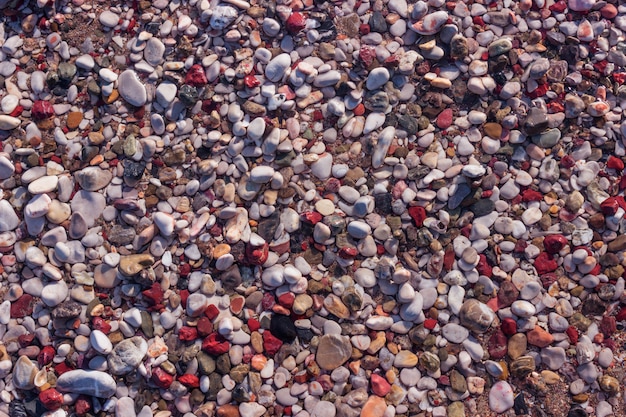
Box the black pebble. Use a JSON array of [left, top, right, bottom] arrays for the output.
[[270, 314, 297, 342], [513, 393, 528, 415], [568, 407, 588, 417]]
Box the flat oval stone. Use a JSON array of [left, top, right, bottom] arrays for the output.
[[265, 54, 291, 82], [118, 70, 147, 107], [56, 370, 117, 398]]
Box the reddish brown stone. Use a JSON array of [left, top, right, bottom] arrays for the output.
[[39, 388, 64, 410], [11, 294, 35, 318]]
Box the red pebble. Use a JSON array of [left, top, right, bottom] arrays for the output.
[[18, 333, 35, 348], [38, 345, 56, 367], [534, 252, 558, 275], [359, 45, 376, 66], [301, 211, 323, 225], [151, 367, 174, 389], [436, 108, 453, 129], [370, 374, 391, 396], [179, 326, 198, 341], [205, 304, 220, 321], [39, 389, 64, 410], [487, 330, 508, 359], [54, 362, 74, 375], [616, 306, 626, 321], [359, 24, 370, 35], [263, 331, 283, 356], [142, 283, 164, 305], [521, 189, 543, 202], [408, 206, 427, 226], [600, 4, 618, 18], [476, 254, 492, 277], [607, 155, 624, 171], [178, 374, 200, 388], [566, 326, 579, 344], [202, 333, 230, 355], [246, 243, 269, 266], [423, 319, 437, 330], [286, 12, 306, 34], [501, 318, 517, 336], [184, 64, 208, 87], [600, 315, 616, 336], [549, 0, 567, 12], [92, 316, 112, 334], [278, 293, 295, 309], [179, 289, 189, 307], [75, 396, 91, 416], [244, 75, 261, 88], [32, 100, 55, 119], [600, 197, 620, 216], [338, 247, 358, 259], [11, 294, 34, 318], [197, 317, 213, 336], [248, 318, 261, 332], [543, 234, 568, 254], [443, 249, 455, 271]]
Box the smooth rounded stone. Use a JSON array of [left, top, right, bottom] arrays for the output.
[[56, 370, 117, 398], [27, 175, 58, 194], [316, 334, 352, 370], [108, 337, 148, 375], [144, 37, 165, 66], [25, 246, 46, 266], [0, 200, 19, 231], [265, 54, 291, 82], [99, 10, 120, 27], [75, 167, 112, 191], [363, 113, 386, 134], [153, 212, 175, 236], [442, 323, 470, 344], [13, 356, 38, 389], [187, 293, 208, 317], [541, 347, 566, 370], [462, 164, 486, 178], [459, 299, 495, 333], [511, 300, 536, 318], [262, 265, 284, 287], [310, 153, 333, 180], [372, 126, 395, 169], [354, 268, 376, 288], [276, 388, 298, 406], [366, 67, 390, 90], [0, 114, 21, 130], [0, 155, 14, 179], [347, 221, 371, 239], [597, 348, 613, 368], [70, 191, 106, 227], [250, 166, 275, 183], [116, 397, 136, 417], [41, 280, 68, 307], [520, 281, 541, 300], [118, 70, 147, 107], [488, 38, 512, 57], [90, 329, 113, 354], [568, 0, 595, 11], [489, 381, 514, 413], [210, 4, 238, 30], [247, 117, 266, 141]]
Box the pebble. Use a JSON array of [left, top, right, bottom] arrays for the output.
[[0, 1, 621, 416], [489, 381, 514, 413], [56, 370, 117, 398], [118, 70, 147, 107]]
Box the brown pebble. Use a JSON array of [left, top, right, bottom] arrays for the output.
[[66, 112, 83, 130]]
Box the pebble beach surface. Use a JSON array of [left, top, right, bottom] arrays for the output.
[[0, 0, 625, 417]]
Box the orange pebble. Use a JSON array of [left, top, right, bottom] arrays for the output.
[[353, 103, 365, 116], [251, 354, 267, 371]]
